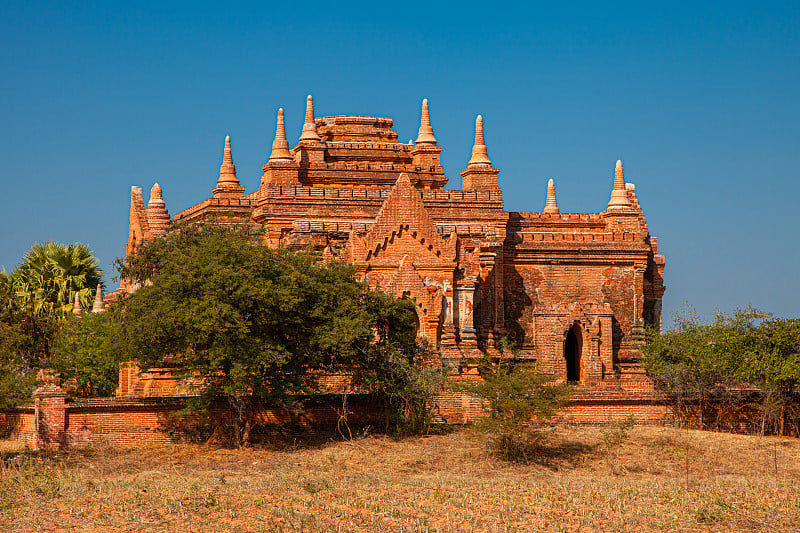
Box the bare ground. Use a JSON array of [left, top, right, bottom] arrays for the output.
[[1, 425, 799, 532]]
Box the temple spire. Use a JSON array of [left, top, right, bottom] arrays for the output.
[[72, 292, 82, 315], [269, 108, 293, 161], [468, 115, 491, 166], [92, 284, 105, 313], [299, 95, 321, 141], [217, 136, 238, 184], [415, 99, 437, 145], [543, 178, 560, 214], [213, 136, 245, 198], [147, 182, 164, 209], [147, 183, 170, 235], [607, 159, 632, 209]]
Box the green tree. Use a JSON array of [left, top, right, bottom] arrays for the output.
[[643, 306, 731, 428], [0, 285, 59, 408], [0, 270, 10, 293], [466, 351, 571, 463], [11, 242, 104, 315], [712, 312, 800, 436], [118, 224, 425, 445], [645, 306, 800, 436], [50, 307, 124, 398]]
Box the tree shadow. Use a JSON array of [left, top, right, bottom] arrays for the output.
[[525, 440, 596, 470], [492, 435, 596, 470]]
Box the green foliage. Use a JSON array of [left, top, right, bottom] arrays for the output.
[[11, 242, 104, 316], [0, 241, 103, 407], [0, 285, 59, 408], [644, 305, 800, 435], [349, 338, 444, 437], [0, 270, 10, 293], [50, 307, 124, 398], [466, 353, 571, 462], [117, 224, 429, 444]]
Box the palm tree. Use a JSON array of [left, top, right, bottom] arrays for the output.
[[11, 243, 104, 315], [0, 270, 10, 295]]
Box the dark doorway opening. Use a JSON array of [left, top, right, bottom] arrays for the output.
[[564, 325, 581, 382]]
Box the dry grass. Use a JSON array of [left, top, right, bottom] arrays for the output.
[[1, 425, 799, 532]]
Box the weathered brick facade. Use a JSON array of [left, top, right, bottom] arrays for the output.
[[119, 97, 666, 426]]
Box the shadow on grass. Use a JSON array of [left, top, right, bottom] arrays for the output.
[[525, 440, 596, 470], [235, 422, 464, 451], [490, 434, 596, 470]]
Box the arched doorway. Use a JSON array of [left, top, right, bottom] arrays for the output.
[[564, 324, 582, 382]]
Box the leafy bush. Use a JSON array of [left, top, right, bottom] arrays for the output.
[[466, 352, 571, 463], [644, 305, 800, 436]]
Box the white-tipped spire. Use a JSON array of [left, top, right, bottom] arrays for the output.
[[299, 95, 321, 141], [415, 99, 437, 145], [148, 182, 164, 209], [72, 292, 82, 315], [607, 159, 632, 209], [468, 115, 491, 166], [92, 284, 105, 313], [269, 108, 293, 161], [146, 183, 170, 236], [217, 136, 238, 184], [543, 178, 559, 214]]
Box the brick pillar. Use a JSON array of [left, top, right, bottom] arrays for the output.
[[600, 314, 614, 376], [633, 264, 646, 328], [493, 247, 505, 343], [34, 383, 67, 450], [631, 264, 647, 343]]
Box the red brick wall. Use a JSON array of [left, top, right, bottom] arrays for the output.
[[0, 408, 37, 447], [1, 396, 383, 449]]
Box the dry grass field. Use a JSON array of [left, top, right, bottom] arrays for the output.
[[1, 425, 799, 532]]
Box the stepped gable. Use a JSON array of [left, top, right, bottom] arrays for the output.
[[355, 173, 456, 269]]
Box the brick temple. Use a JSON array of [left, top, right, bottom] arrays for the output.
[[120, 96, 666, 419]]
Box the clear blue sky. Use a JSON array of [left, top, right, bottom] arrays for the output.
[[1, 1, 798, 324]]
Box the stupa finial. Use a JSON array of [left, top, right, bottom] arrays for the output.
[[468, 115, 491, 166], [543, 178, 560, 214], [269, 108, 293, 161], [92, 284, 105, 313], [72, 292, 82, 315], [415, 99, 437, 145], [607, 159, 632, 209], [148, 183, 163, 207], [217, 135, 238, 184], [299, 95, 321, 141]]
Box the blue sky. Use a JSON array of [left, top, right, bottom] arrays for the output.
[[1, 1, 798, 324]]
